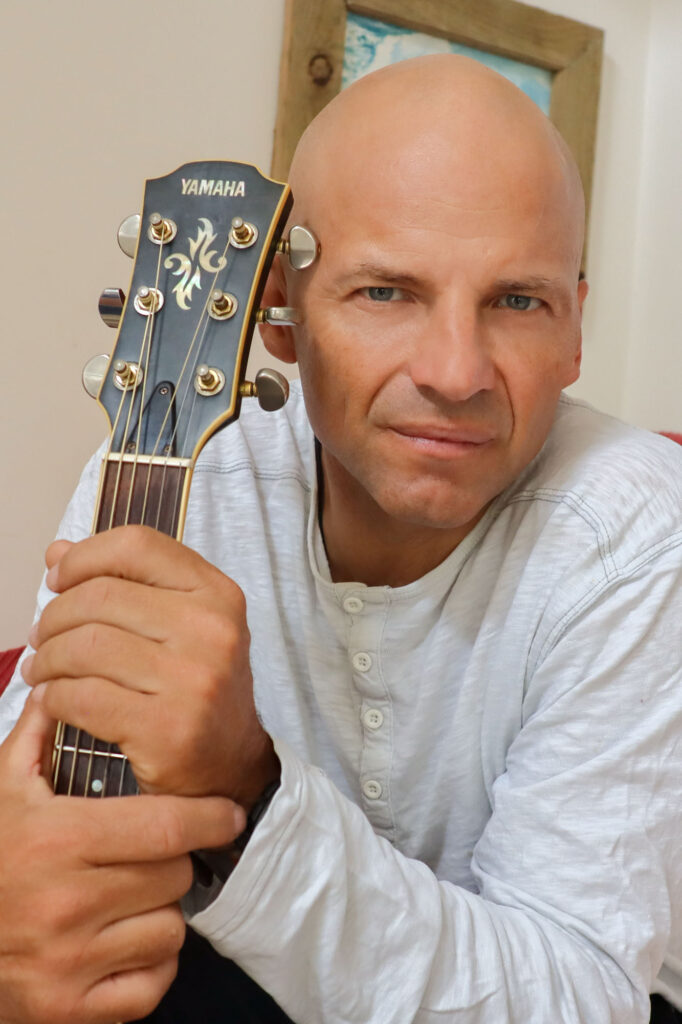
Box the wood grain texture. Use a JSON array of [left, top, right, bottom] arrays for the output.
[[271, 0, 348, 181], [271, 0, 603, 267], [550, 37, 603, 219]]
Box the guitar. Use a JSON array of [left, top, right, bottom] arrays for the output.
[[51, 160, 316, 1021]]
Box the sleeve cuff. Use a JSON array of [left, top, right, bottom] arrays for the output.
[[183, 736, 308, 922]]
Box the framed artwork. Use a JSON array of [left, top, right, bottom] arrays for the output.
[[272, 0, 604, 253]]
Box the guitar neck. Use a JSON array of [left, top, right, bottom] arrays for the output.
[[52, 456, 192, 797], [49, 158, 297, 799]]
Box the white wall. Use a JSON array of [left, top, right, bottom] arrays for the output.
[[622, 0, 682, 428], [1, 0, 679, 648], [538, 0, 651, 417]]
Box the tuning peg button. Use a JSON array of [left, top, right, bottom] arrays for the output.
[[255, 306, 301, 327], [82, 354, 110, 398], [239, 368, 289, 411], [118, 214, 141, 258], [98, 288, 126, 328], [277, 225, 319, 270]]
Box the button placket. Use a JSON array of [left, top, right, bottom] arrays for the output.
[[344, 595, 394, 834]]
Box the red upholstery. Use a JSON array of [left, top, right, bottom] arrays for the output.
[[660, 432, 682, 445], [0, 647, 24, 697]]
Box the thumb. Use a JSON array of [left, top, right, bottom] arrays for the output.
[[0, 687, 56, 788]]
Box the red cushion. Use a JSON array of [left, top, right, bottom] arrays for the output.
[[660, 432, 682, 445], [0, 647, 24, 697]]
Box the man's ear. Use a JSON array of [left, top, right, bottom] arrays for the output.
[[258, 257, 297, 364], [568, 277, 589, 382]]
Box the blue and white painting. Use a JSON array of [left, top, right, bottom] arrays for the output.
[[342, 12, 552, 115]]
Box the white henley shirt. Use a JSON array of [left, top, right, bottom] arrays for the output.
[[2, 385, 681, 1023]]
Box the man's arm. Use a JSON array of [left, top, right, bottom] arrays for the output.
[[0, 452, 272, 1023], [0, 691, 244, 1024], [187, 543, 681, 1024]]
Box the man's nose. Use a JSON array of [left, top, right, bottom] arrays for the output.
[[408, 301, 495, 402]]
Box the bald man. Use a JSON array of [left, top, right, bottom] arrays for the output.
[[1, 56, 681, 1024]]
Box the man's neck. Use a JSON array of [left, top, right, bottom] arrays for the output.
[[318, 449, 478, 588]]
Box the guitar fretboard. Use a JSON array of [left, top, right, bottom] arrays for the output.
[[52, 457, 191, 797]]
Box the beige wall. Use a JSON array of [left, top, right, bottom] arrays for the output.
[[0, 1, 286, 647], [1, 0, 679, 648], [622, 0, 682, 426]]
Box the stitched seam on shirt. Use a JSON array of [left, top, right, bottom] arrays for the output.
[[194, 460, 312, 491], [374, 598, 397, 840], [503, 488, 618, 579], [536, 531, 682, 663]]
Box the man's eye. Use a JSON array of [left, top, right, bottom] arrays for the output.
[[498, 294, 542, 311], [361, 286, 404, 302]]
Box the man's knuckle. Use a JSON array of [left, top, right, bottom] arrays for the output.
[[120, 522, 155, 554]]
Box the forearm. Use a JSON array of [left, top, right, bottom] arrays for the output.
[[187, 739, 647, 1024]]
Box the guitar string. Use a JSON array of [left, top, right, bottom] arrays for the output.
[[141, 232, 237, 530], [151, 310, 211, 532], [64, 218, 242, 797], [108, 240, 164, 530], [158, 243, 239, 530], [90, 223, 236, 795], [115, 228, 240, 792], [54, 337, 137, 795], [122, 238, 165, 526], [91, 235, 166, 797], [65, 236, 161, 797]]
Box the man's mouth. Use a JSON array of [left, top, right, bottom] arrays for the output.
[[389, 424, 495, 450]]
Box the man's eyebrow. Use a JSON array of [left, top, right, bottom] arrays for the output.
[[337, 263, 423, 288], [494, 276, 564, 294]]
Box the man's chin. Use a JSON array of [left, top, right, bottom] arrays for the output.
[[372, 483, 494, 535]]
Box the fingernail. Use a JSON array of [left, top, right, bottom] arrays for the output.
[[21, 653, 34, 681], [28, 623, 39, 648], [234, 805, 247, 834], [46, 565, 59, 590], [31, 682, 47, 703]]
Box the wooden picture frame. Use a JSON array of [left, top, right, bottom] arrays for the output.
[[272, 0, 604, 253]]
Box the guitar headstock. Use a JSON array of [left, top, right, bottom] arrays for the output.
[[90, 160, 308, 462]]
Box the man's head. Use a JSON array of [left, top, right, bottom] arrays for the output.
[[261, 55, 588, 565]]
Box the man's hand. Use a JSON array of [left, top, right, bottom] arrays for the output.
[[0, 690, 244, 1024], [22, 525, 279, 810]]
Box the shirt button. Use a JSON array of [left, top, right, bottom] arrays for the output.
[[343, 595, 364, 614], [363, 708, 384, 730], [362, 779, 382, 800], [352, 652, 372, 673]]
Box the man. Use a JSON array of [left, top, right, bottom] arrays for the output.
[[0, 54, 680, 1023]]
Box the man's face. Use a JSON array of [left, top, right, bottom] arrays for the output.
[[267, 128, 587, 538]]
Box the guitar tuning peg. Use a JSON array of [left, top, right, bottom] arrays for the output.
[[82, 354, 110, 398], [255, 306, 302, 327], [117, 214, 141, 258], [98, 288, 126, 328], [277, 225, 319, 270], [239, 368, 289, 411]]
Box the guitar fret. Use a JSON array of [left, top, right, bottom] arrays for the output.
[[58, 746, 128, 759]]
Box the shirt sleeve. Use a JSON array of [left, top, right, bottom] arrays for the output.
[[0, 447, 104, 743], [186, 543, 682, 1024]]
